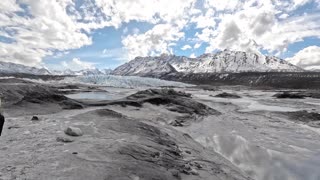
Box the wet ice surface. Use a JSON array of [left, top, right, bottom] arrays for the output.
[[207, 96, 299, 112], [66, 92, 117, 100], [66, 87, 135, 100], [177, 89, 320, 180]]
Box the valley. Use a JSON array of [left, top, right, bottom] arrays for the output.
[[0, 50, 319, 180], [0, 75, 319, 180]]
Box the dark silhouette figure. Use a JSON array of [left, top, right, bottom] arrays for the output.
[[0, 113, 4, 136]]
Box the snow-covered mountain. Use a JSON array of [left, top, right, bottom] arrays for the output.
[[0, 60, 113, 76], [70, 68, 104, 76], [0, 61, 51, 75], [112, 50, 304, 76], [0, 50, 303, 76], [49, 68, 113, 76]]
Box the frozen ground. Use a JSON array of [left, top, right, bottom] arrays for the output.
[[0, 79, 320, 180]]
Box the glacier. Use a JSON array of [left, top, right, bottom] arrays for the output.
[[63, 75, 190, 88]]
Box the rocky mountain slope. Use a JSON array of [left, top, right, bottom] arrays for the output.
[[0, 61, 112, 76], [0, 61, 51, 75], [112, 50, 303, 76], [163, 72, 320, 89]]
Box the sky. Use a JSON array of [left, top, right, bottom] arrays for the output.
[[0, 0, 320, 71]]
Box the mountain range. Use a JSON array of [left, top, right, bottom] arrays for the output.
[[0, 61, 51, 75], [51, 68, 112, 76], [112, 50, 303, 76], [0, 50, 306, 76], [0, 61, 112, 76]]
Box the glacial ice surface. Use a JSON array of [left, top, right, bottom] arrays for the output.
[[63, 75, 190, 88]]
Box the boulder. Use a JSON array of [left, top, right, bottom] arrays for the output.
[[214, 92, 241, 99], [31, 116, 40, 121], [56, 136, 74, 143], [64, 126, 83, 136], [60, 100, 84, 110], [273, 92, 305, 99]]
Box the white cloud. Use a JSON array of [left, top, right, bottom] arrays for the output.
[[286, 46, 320, 70], [0, 0, 21, 13], [181, 45, 192, 50], [72, 58, 95, 69], [0, 0, 320, 66], [291, 0, 312, 9], [195, 28, 217, 46], [119, 0, 197, 60], [0, 0, 92, 66], [204, 0, 242, 11], [203, 6, 277, 53], [197, 2, 320, 55], [190, 53, 196, 58], [94, 0, 196, 28], [53, 51, 69, 58], [61, 58, 96, 71], [0, 0, 198, 65], [191, 9, 216, 29], [194, 43, 201, 49], [279, 13, 289, 19], [100, 48, 129, 61], [259, 13, 320, 53], [122, 24, 185, 60]]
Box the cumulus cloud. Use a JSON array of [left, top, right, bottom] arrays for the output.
[[204, 0, 242, 11], [286, 46, 320, 70], [0, 0, 196, 65], [120, 0, 196, 59], [191, 9, 216, 29], [190, 53, 196, 58], [0, 0, 92, 66], [122, 24, 185, 59], [100, 48, 128, 61], [279, 13, 289, 19], [61, 58, 96, 71], [181, 45, 192, 50], [95, 0, 196, 27], [201, 5, 277, 53], [194, 43, 201, 49], [1, 0, 320, 66], [291, 0, 313, 9], [198, 1, 320, 55]]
